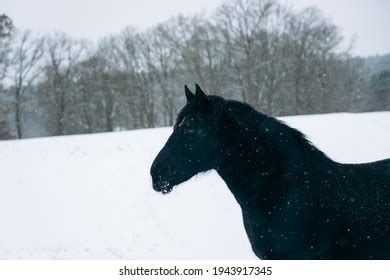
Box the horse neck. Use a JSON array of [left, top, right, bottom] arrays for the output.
[[216, 101, 331, 211]]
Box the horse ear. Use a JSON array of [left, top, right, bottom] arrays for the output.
[[195, 83, 207, 105], [185, 85, 195, 103]]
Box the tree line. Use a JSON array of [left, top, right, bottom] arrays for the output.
[[0, 0, 388, 140]]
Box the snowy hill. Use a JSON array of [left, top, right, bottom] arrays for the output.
[[0, 112, 389, 259]]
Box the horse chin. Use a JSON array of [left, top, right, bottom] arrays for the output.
[[152, 173, 195, 194], [153, 181, 174, 194], [161, 184, 174, 194]]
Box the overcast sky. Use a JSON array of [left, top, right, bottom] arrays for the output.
[[2, 0, 390, 57]]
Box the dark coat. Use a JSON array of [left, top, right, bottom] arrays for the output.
[[217, 99, 390, 259]]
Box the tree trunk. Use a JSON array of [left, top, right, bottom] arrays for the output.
[[15, 87, 22, 139]]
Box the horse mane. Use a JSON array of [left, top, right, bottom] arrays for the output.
[[221, 98, 332, 166]]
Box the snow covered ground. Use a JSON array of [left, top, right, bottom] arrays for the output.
[[0, 112, 389, 260]]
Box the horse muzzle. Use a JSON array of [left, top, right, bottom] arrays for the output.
[[152, 179, 173, 194]]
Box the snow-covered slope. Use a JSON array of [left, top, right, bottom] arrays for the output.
[[0, 112, 389, 259]]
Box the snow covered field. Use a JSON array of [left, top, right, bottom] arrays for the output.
[[0, 112, 389, 260]]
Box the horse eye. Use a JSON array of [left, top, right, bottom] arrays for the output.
[[184, 129, 195, 135]]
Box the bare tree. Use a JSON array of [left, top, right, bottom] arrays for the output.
[[43, 32, 86, 135], [70, 53, 117, 133], [285, 7, 343, 114], [9, 30, 44, 138], [0, 14, 14, 138], [108, 28, 157, 128], [0, 14, 14, 86], [215, 0, 285, 109]]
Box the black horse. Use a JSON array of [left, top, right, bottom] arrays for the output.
[[150, 84, 390, 259]]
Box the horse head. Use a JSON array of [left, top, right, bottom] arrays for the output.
[[150, 84, 224, 194]]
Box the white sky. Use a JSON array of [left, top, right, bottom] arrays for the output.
[[2, 0, 390, 57]]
